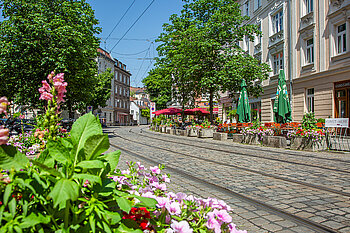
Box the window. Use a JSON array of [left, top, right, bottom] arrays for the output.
[[109, 113, 112, 122], [337, 23, 346, 54], [273, 52, 284, 75], [272, 10, 283, 34], [244, 1, 249, 16], [306, 0, 313, 14], [244, 35, 249, 53], [306, 88, 314, 112], [254, 0, 261, 11], [306, 38, 314, 64], [131, 110, 134, 115]]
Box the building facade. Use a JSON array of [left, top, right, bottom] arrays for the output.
[[97, 48, 131, 126], [225, 0, 350, 122], [114, 60, 131, 125]]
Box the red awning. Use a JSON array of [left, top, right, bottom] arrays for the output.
[[155, 108, 182, 116]]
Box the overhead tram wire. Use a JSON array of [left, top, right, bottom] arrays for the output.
[[109, 0, 156, 53], [111, 47, 150, 56], [103, 0, 137, 47]]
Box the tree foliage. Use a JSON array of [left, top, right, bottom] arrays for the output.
[[0, 0, 102, 114], [142, 67, 172, 110], [151, 0, 270, 122]]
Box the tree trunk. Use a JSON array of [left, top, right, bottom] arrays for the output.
[[67, 101, 74, 119], [209, 90, 214, 124]]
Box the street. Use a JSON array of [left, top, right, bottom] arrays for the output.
[[105, 126, 350, 233]]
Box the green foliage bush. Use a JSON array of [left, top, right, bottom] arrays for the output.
[[302, 112, 317, 130]]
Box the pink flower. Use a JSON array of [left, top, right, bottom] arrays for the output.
[[39, 80, 51, 93], [0, 97, 9, 115], [206, 212, 222, 233], [39, 92, 53, 101], [150, 166, 160, 174], [47, 71, 55, 81], [170, 220, 193, 233], [162, 174, 170, 183], [213, 209, 232, 223], [166, 201, 181, 215], [53, 73, 64, 83], [0, 126, 9, 145], [156, 196, 169, 208], [176, 192, 187, 202]]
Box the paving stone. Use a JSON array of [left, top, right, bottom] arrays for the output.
[[261, 223, 283, 232], [339, 227, 350, 233], [322, 220, 346, 230]]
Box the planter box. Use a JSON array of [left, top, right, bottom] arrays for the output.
[[169, 129, 176, 135], [179, 129, 188, 136], [232, 134, 244, 143], [262, 136, 287, 148], [213, 132, 228, 141], [290, 137, 327, 151], [243, 134, 260, 145], [187, 128, 198, 137], [198, 128, 214, 138]]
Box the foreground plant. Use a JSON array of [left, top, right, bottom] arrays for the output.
[[37, 71, 68, 141], [0, 113, 156, 232], [114, 162, 246, 233]]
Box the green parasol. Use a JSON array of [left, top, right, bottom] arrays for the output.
[[273, 70, 292, 123], [236, 79, 251, 123]]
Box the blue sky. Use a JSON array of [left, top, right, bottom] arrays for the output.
[[86, 0, 185, 87]]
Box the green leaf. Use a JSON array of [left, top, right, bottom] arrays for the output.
[[76, 160, 105, 169], [105, 211, 121, 225], [95, 178, 115, 197], [46, 140, 71, 164], [0, 145, 29, 170], [19, 212, 50, 228], [48, 179, 79, 210], [116, 223, 143, 233], [100, 150, 120, 173], [3, 183, 12, 206], [72, 174, 101, 185], [89, 214, 96, 233], [115, 197, 132, 213], [31, 160, 62, 178], [133, 196, 157, 208], [70, 113, 102, 164], [8, 198, 16, 217], [83, 134, 110, 161], [102, 221, 112, 233]]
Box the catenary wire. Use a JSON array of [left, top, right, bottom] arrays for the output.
[[104, 0, 137, 44], [109, 0, 156, 53]]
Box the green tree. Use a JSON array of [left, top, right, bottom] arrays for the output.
[[143, 67, 172, 110], [0, 0, 102, 116], [89, 69, 114, 112], [155, 0, 270, 123]]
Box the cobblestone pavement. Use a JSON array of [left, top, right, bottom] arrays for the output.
[[105, 126, 350, 233]]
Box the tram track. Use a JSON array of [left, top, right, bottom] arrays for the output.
[[112, 129, 350, 199], [109, 136, 338, 233], [138, 129, 350, 174]]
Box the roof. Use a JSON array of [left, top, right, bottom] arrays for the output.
[[97, 48, 114, 61]]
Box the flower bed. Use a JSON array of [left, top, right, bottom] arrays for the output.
[[287, 128, 327, 151], [241, 127, 274, 144], [0, 113, 246, 232]]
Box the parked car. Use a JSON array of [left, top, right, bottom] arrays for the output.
[[12, 119, 36, 134]]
